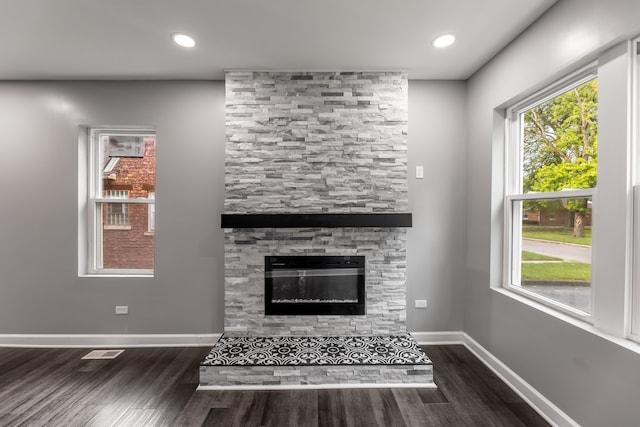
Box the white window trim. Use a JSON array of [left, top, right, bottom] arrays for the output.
[[506, 63, 598, 126], [632, 186, 640, 341], [504, 190, 595, 321], [503, 64, 598, 321], [631, 37, 640, 342], [147, 191, 155, 233], [82, 127, 155, 277], [490, 39, 640, 354]]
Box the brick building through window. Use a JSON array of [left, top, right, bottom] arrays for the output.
[[101, 136, 156, 270]]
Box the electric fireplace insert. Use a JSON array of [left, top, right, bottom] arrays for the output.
[[264, 255, 366, 315]]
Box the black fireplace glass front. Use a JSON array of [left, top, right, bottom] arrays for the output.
[[264, 255, 365, 315]]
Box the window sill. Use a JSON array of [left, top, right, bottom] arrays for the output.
[[504, 283, 591, 320], [81, 268, 154, 277], [80, 273, 154, 278], [144, 231, 155, 236], [104, 225, 132, 230], [492, 287, 640, 357]]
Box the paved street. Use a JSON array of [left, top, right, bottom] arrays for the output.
[[521, 238, 592, 312], [522, 238, 591, 263]]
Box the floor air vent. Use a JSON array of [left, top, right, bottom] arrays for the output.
[[81, 349, 125, 360]]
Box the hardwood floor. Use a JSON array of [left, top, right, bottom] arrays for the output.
[[0, 345, 549, 426]]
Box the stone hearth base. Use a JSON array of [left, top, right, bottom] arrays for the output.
[[199, 334, 434, 389]]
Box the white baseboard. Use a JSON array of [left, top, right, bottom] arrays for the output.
[[0, 333, 221, 348], [0, 331, 461, 347], [410, 330, 464, 345], [461, 333, 579, 427]]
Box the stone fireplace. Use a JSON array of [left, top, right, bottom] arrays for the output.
[[199, 71, 433, 388], [223, 71, 409, 336]]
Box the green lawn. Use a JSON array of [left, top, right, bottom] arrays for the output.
[[521, 261, 591, 282], [522, 227, 592, 246], [521, 251, 562, 261]]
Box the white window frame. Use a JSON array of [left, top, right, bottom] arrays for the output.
[[147, 191, 155, 232], [631, 38, 640, 341], [503, 64, 598, 321], [632, 186, 640, 340], [105, 190, 130, 228], [83, 127, 155, 276]]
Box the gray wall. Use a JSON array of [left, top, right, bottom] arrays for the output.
[[466, 0, 640, 425], [0, 81, 226, 334], [0, 79, 466, 335], [407, 81, 466, 332]]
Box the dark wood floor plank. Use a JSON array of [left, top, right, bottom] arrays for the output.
[[6, 355, 99, 424], [339, 389, 382, 427], [114, 408, 158, 426], [129, 347, 202, 410], [428, 345, 543, 427], [391, 388, 437, 426], [260, 389, 319, 427], [318, 388, 349, 427], [84, 349, 185, 424], [232, 391, 270, 427], [0, 344, 550, 427], [0, 348, 83, 411], [417, 387, 448, 404], [142, 383, 200, 427], [173, 390, 220, 427], [200, 408, 231, 427], [365, 388, 408, 427]]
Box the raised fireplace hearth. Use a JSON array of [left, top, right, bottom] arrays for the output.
[[200, 71, 434, 389], [199, 334, 434, 389], [265, 255, 366, 316]]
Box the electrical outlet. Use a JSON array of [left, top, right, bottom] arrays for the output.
[[115, 305, 129, 315], [416, 165, 424, 179], [414, 299, 427, 309]]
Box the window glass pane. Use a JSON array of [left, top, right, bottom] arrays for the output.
[[513, 196, 593, 314], [99, 202, 154, 269], [521, 79, 598, 194], [98, 134, 155, 271], [105, 190, 129, 225]]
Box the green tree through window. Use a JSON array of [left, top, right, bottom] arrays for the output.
[[522, 79, 598, 237]]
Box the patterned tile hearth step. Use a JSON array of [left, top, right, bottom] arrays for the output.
[[202, 334, 430, 366], [199, 333, 435, 389]]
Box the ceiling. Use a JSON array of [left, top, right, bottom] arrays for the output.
[[0, 0, 557, 81]]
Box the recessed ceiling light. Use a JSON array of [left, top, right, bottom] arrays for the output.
[[172, 33, 196, 48], [432, 34, 455, 49]]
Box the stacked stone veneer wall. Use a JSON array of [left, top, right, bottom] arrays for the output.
[[200, 363, 432, 388], [224, 71, 408, 336]]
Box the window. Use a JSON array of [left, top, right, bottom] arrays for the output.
[[105, 190, 129, 227], [633, 38, 640, 339], [83, 128, 156, 275], [633, 184, 640, 337], [505, 66, 598, 319]]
